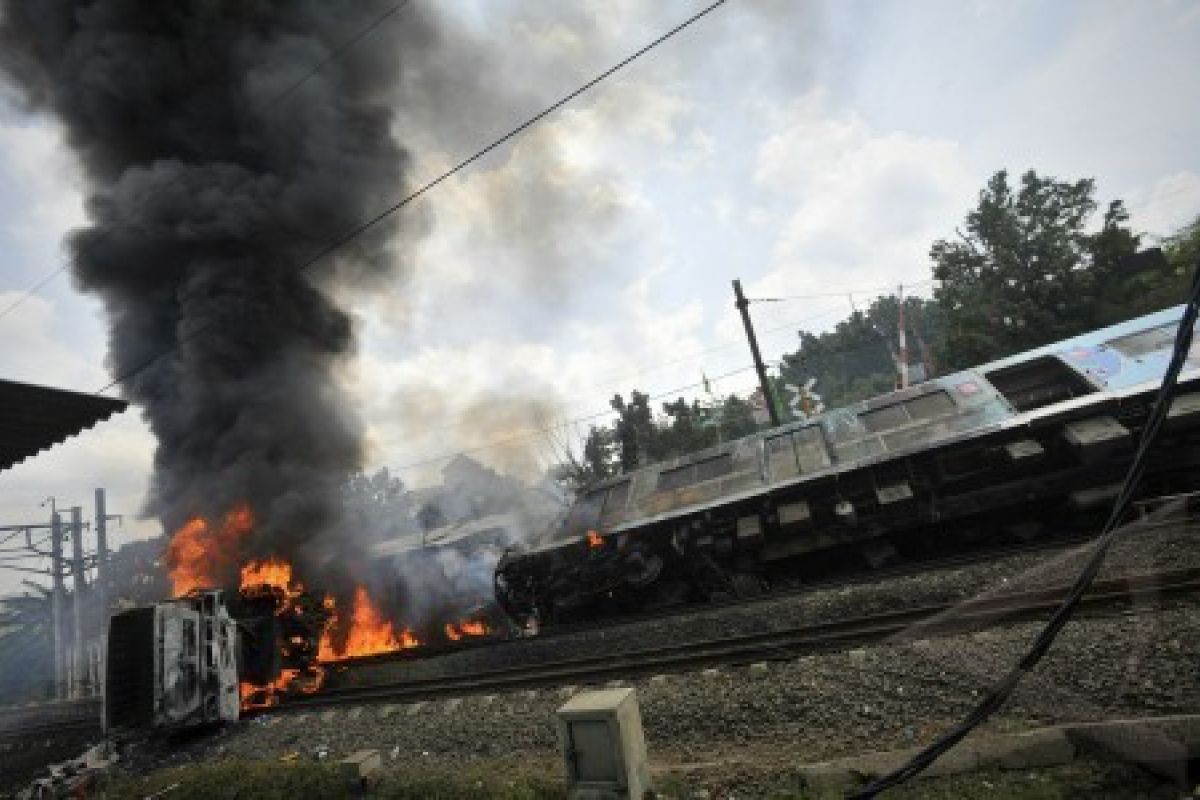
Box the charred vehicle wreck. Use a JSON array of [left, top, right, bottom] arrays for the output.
[[496, 306, 1200, 627], [103, 586, 329, 732]]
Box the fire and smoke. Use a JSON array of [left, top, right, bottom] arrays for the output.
[[0, 1, 413, 585]]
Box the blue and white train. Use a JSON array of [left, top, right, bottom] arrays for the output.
[[496, 306, 1200, 624]]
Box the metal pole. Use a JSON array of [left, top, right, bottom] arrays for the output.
[[94, 489, 108, 618], [70, 506, 86, 698], [897, 283, 909, 390], [50, 511, 65, 699], [733, 279, 781, 427]]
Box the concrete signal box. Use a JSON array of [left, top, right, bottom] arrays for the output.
[[556, 687, 651, 799]]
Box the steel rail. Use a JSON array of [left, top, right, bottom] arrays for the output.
[[325, 512, 1195, 670], [278, 566, 1200, 712]]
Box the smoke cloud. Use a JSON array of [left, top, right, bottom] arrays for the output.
[[0, 1, 416, 580]]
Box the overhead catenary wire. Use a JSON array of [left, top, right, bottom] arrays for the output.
[[747, 278, 936, 304], [93, 0, 728, 396], [385, 363, 760, 474], [851, 257, 1200, 798], [0, 0, 416, 326]]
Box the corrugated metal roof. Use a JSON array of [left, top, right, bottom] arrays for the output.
[[0, 379, 128, 472]]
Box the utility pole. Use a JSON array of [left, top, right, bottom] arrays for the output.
[[69, 506, 86, 698], [897, 283, 909, 390], [733, 279, 781, 427], [49, 510, 66, 699], [94, 489, 112, 622]]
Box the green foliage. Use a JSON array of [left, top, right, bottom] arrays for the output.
[[1162, 213, 1200, 276], [101, 760, 567, 800], [929, 169, 1152, 370], [778, 294, 944, 409], [0, 591, 55, 703]]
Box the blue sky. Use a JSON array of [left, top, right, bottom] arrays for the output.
[[1, 0, 1198, 590]]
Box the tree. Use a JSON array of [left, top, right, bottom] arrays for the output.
[[1162, 214, 1200, 281], [0, 590, 55, 703], [778, 294, 943, 408], [717, 394, 758, 440], [658, 397, 718, 457], [930, 169, 1147, 370], [610, 391, 657, 471]]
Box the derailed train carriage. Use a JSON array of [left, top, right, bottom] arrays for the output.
[[495, 306, 1200, 626]]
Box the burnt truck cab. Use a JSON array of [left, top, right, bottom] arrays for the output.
[[104, 589, 240, 733]]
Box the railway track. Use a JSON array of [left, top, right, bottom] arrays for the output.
[[4, 499, 1194, 743], [280, 564, 1200, 712], [329, 500, 1198, 671], [0, 698, 101, 741]]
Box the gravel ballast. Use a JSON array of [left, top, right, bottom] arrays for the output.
[[10, 516, 1198, 797]]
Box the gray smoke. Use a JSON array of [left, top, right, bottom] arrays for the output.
[[0, 1, 416, 581]]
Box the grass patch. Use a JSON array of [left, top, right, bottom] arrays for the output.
[[654, 759, 1178, 799], [98, 759, 568, 800]]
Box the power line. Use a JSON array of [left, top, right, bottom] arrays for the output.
[[95, 0, 729, 395], [0, 0, 415, 327], [748, 278, 936, 304], [262, 1, 413, 113]]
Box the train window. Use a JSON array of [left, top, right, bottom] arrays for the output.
[[601, 480, 631, 516], [1107, 322, 1177, 359], [766, 433, 800, 479], [658, 453, 733, 490], [860, 402, 909, 433], [657, 463, 694, 491], [985, 356, 1096, 412], [695, 453, 733, 482], [905, 390, 955, 421], [793, 426, 832, 472]]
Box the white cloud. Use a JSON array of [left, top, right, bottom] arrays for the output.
[[749, 91, 976, 306], [1127, 171, 1200, 238], [0, 292, 93, 387], [0, 118, 85, 263]]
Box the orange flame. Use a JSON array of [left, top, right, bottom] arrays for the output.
[[318, 586, 420, 662], [586, 529, 603, 549], [165, 503, 255, 596], [240, 557, 294, 592], [240, 666, 325, 711], [445, 619, 489, 641]]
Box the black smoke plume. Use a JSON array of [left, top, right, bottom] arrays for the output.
[[0, 1, 414, 581]]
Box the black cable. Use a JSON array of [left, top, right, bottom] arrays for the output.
[[750, 279, 935, 304], [95, 0, 728, 395], [0, 1, 414, 327], [851, 258, 1200, 798]]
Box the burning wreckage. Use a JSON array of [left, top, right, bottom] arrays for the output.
[[105, 485, 554, 731]]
